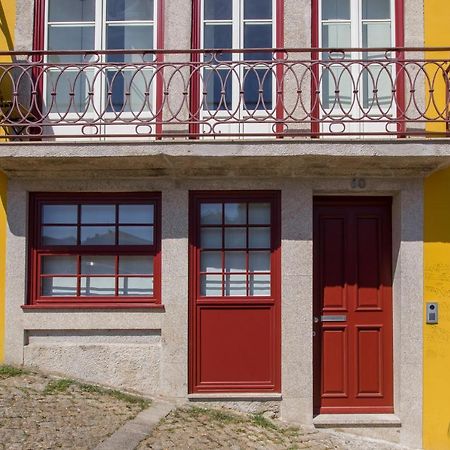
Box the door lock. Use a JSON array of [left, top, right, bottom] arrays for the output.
[[313, 316, 319, 324]]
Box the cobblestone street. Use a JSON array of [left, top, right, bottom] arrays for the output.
[[0, 367, 410, 450], [138, 407, 406, 450], [0, 366, 148, 450]]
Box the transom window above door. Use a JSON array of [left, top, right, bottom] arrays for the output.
[[43, 0, 159, 127]]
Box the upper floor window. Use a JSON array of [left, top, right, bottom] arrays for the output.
[[318, 0, 398, 132], [42, 0, 160, 131], [195, 0, 282, 135]]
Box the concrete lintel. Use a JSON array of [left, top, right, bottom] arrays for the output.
[[0, 139, 450, 177]]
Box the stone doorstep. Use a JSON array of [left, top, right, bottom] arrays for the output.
[[187, 393, 283, 401], [313, 414, 402, 428]]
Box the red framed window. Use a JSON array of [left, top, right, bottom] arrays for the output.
[[28, 192, 161, 308], [195, 199, 277, 298]]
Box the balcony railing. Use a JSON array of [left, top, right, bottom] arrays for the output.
[[0, 48, 450, 140]]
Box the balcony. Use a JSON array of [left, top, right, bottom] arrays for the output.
[[0, 47, 449, 141]]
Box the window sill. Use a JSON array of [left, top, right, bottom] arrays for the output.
[[22, 303, 165, 311]]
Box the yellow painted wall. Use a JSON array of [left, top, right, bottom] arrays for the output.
[[424, 0, 449, 134], [0, 172, 6, 362], [423, 2, 450, 450], [424, 168, 450, 450], [0, 0, 14, 361]]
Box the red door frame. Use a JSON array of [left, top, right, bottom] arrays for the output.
[[188, 191, 281, 393], [189, 0, 285, 137], [311, 0, 405, 136], [33, 0, 165, 136], [313, 196, 394, 414]]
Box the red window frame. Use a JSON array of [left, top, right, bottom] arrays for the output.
[[27, 192, 162, 309]]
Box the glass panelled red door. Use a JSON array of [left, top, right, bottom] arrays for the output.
[[189, 191, 281, 393], [313, 197, 393, 413]]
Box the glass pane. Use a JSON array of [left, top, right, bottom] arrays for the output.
[[118, 226, 154, 245], [81, 256, 115, 275], [204, 24, 232, 49], [322, 0, 350, 20], [42, 226, 77, 246], [119, 277, 153, 296], [225, 251, 246, 273], [81, 205, 116, 224], [80, 226, 115, 245], [47, 26, 95, 62], [201, 228, 222, 249], [204, 0, 232, 20], [41, 277, 78, 296], [362, 22, 391, 49], [200, 274, 222, 296], [244, 24, 272, 60], [106, 25, 154, 61], [362, 0, 391, 20], [46, 69, 93, 113], [119, 205, 154, 224], [42, 205, 77, 224], [201, 251, 222, 272], [106, 69, 154, 112], [249, 274, 270, 296], [119, 255, 154, 275], [244, 0, 272, 19], [225, 274, 247, 296], [203, 68, 233, 111], [243, 68, 272, 111], [107, 0, 154, 21], [322, 22, 351, 48], [224, 228, 246, 249], [81, 277, 115, 296], [200, 204, 222, 225], [41, 256, 77, 275], [48, 0, 95, 22], [224, 203, 246, 225], [321, 65, 353, 110], [249, 203, 270, 224], [249, 227, 271, 248], [249, 251, 270, 272], [362, 64, 393, 110]]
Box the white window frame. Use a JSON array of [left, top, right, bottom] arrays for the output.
[[199, 0, 278, 135], [43, 0, 158, 138], [318, 0, 397, 134]]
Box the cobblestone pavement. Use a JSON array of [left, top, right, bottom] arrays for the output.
[[138, 407, 406, 450], [0, 366, 148, 450]]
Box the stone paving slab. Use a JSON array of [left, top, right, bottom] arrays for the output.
[[94, 400, 174, 450]]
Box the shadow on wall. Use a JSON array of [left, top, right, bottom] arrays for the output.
[[0, 1, 14, 51]]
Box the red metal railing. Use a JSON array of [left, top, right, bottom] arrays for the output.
[[0, 48, 449, 140]]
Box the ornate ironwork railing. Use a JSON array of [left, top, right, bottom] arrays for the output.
[[0, 48, 449, 140]]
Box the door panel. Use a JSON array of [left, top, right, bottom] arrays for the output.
[[189, 192, 281, 393], [313, 197, 393, 414]]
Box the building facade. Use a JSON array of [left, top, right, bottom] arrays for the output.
[[1, 0, 450, 448]]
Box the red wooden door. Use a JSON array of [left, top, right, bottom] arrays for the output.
[[189, 192, 281, 393], [313, 197, 393, 414]]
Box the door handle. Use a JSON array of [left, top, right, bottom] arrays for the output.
[[313, 316, 319, 324], [321, 315, 347, 322]]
